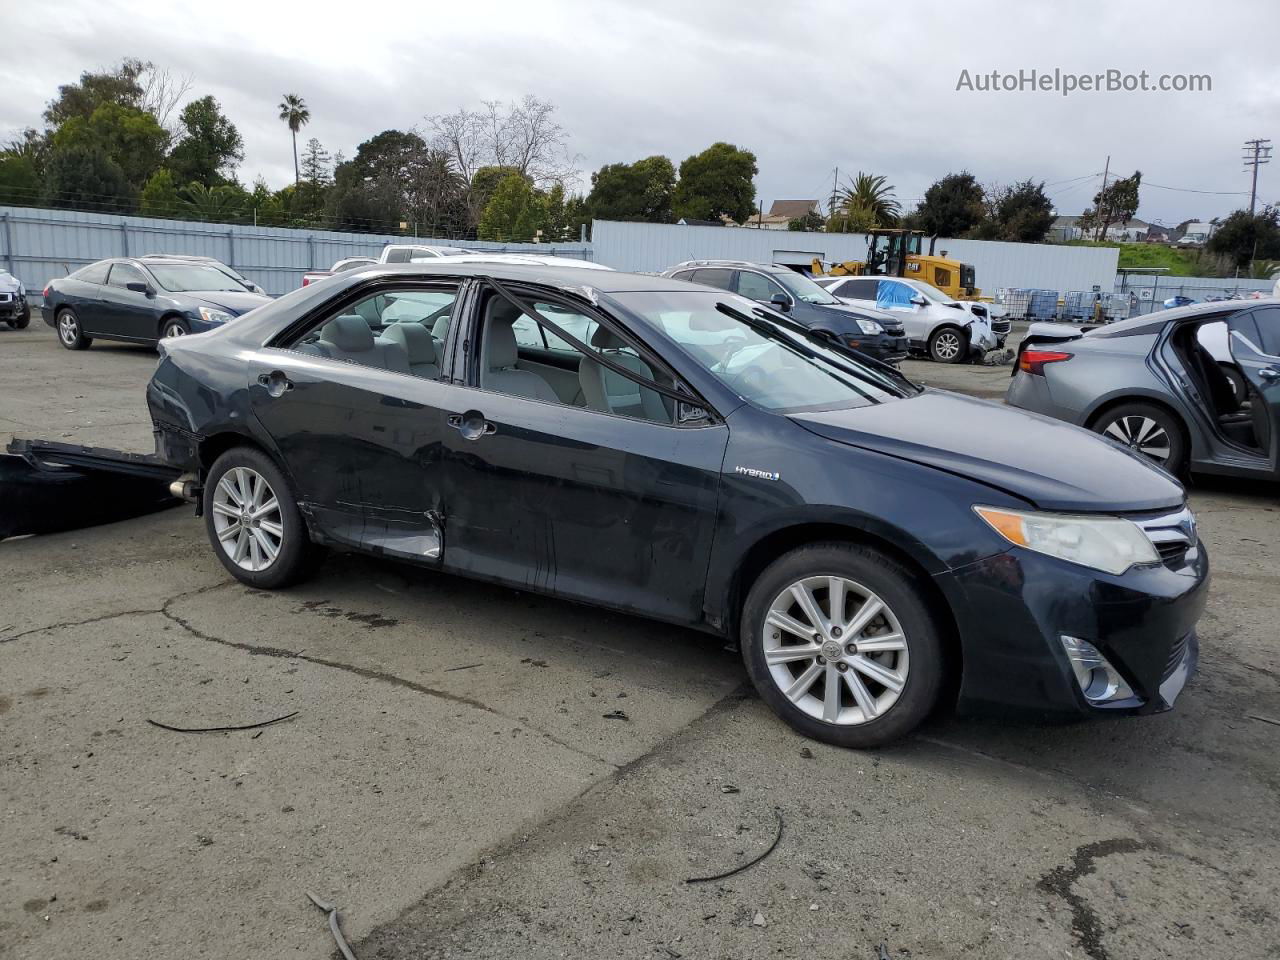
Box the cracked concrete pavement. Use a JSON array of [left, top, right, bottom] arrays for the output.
[[2, 319, 1278, 959]]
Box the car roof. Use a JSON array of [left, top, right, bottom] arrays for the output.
[[665, 260, 791, 274], [1098, 296, 1280, 333], [346, 261, 692, 293]]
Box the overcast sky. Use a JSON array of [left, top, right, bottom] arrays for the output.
[[3, 0, 1277, 226]]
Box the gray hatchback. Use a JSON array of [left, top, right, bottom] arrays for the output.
[[1006, 298, 1280, 479]]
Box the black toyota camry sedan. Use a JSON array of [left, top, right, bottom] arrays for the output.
[[41, 257, 271, 350], [146, 263, 1207, 747]]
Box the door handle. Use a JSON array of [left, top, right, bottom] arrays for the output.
[[257, 370, 294, 398], [1261, 368, 1279, 380], [447, 410, 496, 441]]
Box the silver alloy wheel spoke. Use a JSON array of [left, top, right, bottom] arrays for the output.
[[763, 574, 910, 726], [211, 465, 283, 572]]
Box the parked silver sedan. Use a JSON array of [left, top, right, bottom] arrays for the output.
[[1005, 299, 1280, 479]]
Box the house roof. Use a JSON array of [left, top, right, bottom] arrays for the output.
[[766, 199, 820, 219]]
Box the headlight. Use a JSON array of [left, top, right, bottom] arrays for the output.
[[198, 307, 235, 325], [855, 318, 883, 335], [973, 505, 1159, 575]]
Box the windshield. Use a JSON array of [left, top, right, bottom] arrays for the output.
[[147, 264, 244, 293], [612, 290, 916, 413], [773, 271, 841, 305], [909, 280, 955, 304]]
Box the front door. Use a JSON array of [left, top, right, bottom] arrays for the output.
[[247, 281, 463, 559], [1228, 305, 1280, 469], [441, 284, 728, 624], [101, 262, 158, 340]]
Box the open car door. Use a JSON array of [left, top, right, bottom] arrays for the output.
[[1226, 306, 1280, 465]]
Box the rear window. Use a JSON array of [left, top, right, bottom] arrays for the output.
[[72, 262, 111, 284]]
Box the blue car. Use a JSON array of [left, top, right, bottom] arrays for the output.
[[41, 257, 271, 351]]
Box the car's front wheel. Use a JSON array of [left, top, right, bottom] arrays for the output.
[[928, 325, 966, 363], [56, 308, 91, 350], [13, 306, 30, 329], [203, 447, 322, 589], [160, 318, 189, 342], [741, 543, 945, 748], [1092, 402, 1186, 473]]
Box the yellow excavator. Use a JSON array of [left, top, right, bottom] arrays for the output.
[[811, 229, 981, 301]]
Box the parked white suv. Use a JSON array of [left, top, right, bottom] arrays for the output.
[[379, 244, 472, 263], [814, 275, 1008, 363]]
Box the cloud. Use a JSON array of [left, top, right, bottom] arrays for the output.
[[3, 0, 1277, 224]]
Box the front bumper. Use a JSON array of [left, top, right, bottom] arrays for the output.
[[848, 333, 910, 364], [941, 536, 1209, 718], [0, 295, 26, 319]]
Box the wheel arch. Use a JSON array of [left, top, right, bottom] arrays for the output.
[[156, 311, 189, 337], [1083, 392, 1190, 442], [723, 521, 962, 701]]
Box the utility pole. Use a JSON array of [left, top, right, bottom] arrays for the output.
[[1242, 138, 1272, 215], [830, 166, 839, 215], [1095, 155, 1110, 241]]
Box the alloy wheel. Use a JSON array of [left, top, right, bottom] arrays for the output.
[[210, 466, 283, 572], [933, 331, 961, 361], [762, 575, 910, 725], [1103, 415, 1171, 464], [163, 322, 186, 338], [58, 313, 78, 345]]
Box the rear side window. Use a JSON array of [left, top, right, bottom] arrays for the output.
[[384, 248, 411, 263], [691, 269, 733, 291], [840, 278, 879, 301], [73, 262, 111, 284], [1248, 306, 1280, 356], [107, 263, 148, 288]]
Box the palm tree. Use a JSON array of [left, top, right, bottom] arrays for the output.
[[831, 172, 900, 226], [278, 94, 310, 187]]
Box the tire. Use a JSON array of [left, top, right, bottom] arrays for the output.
[[1092, 402, 1186, 474], [928, 325, 966, 364], [14, 306, 30, 329], [160, 317, 189, 342], [203, 446, 322, 589], [56, 307, 91, 350], [740, 542, 945, 749]]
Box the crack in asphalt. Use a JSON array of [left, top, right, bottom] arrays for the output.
[[1037, 838, 1148, 960], [156, 591, 619, 770]]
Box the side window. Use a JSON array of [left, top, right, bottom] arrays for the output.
[[511, 315, 547, 349], [1248, 307, 1280, 356], [671, 270, 696, 282], [843, 278, 878, 301], [691, 268, 733, 291], [74, 262, 111, 284], [876, 281, 914, 310], [288, 285, 458, 380], [735, 270, 785, 302], [477, 292, 676, 424], [384, 248, 411, 263], [107, 263, 148, 288]]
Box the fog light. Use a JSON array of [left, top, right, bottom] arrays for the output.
[[1059, 635, 1135, 703]]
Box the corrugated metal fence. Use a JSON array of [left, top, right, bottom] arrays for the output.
[[0, 206, 592, 297], [588, 220, 1120, 293], [1115, 273, 1276, 314]]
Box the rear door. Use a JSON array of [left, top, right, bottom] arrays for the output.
[[100, 262, 158, 340], [246, 279, 464, 559], [1227, 306, 1280, 467]]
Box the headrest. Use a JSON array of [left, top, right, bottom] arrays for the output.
[[485, 314, 518, 369], [431, 316, 451, 340], [321, 315, 375, 352], [590, 325, 625, 350], [382, 322, 436, 363]]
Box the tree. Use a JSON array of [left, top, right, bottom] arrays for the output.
[[168, 96, 244, 187], [139, 168, 184, 218], [478, 172, 547, 241], [180, 181, 249, 221], [826, 204, 881, 234], [831, 173, 899, 227], [44, 145, 133, 212], [672, 142, 757, 224], [427, 95, 577, 189], [545, 183, 570, 241], [296, 138, 331, 218], [0, 154, 41, 206], [278, 94, 310, 187], [326, 129, 466, 234], [917, 172, 985, 237], [1079, 171, 1142, 241], [788, 210, 825, 232], [50, 103, 170, 190], [974, 179, 1055, 242], [43, 58, 149, 127], [1207, 206, 1280, 269], [585, 155, 676, 222]]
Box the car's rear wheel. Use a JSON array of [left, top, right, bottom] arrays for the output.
[[1093, 402, 1186, 473], [928, 325, 966, 363], [203, 447, 322, 589], [56, 308, 91, 350], [740, 543, 945, 748]]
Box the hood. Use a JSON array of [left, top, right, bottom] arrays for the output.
[[790, 390, 1185, 513], [180, 290, 273, 315], [813, 301, 898, 323], [0, 273, 22, 294]]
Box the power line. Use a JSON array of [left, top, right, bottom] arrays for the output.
[[1143, 180, 1251, 196]]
